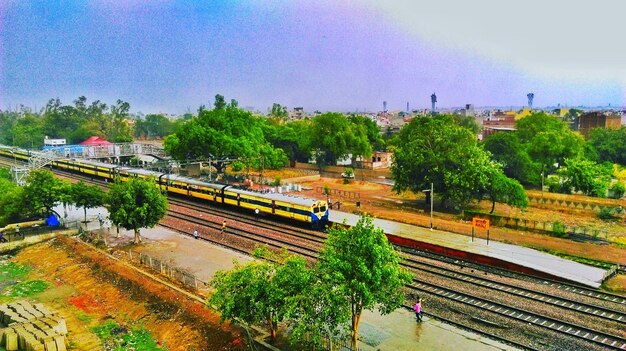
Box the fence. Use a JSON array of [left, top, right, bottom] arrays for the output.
[[315, 187, 360, 200], [463, 210, 609, 239], [528, 196, 624, 212], [130, 250, 206, 291]]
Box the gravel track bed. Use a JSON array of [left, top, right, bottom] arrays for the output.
[[168, 200, 625, 349]]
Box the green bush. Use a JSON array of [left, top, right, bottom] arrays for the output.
[[552, 221, 567, 237], [610, 182, 625, 199], [343, 178, 350, 184], [272, 177, 281, 186], [230, 161, 243, 172], [598, 207, 617, 221]]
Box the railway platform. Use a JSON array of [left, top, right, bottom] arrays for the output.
[[329, 211, 607, 289]]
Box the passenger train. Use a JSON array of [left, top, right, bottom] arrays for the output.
[[0, 146, 330, 228]]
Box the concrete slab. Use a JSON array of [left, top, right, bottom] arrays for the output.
[[330, 211, 607, 288]]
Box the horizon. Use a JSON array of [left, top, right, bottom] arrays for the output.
[[1, 1, 625, 114]]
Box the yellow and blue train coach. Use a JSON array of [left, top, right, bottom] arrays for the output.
[[0, 147, 329, 228]]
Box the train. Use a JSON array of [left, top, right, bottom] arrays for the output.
[[0, 146, 330, 228]]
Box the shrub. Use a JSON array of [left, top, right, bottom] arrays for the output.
[[610, 182, 625, 199], [230, 161, 243, 172], [323, 185, 331, 196], [272, 177, 281, 186], [343, 178, 350, 184], [598, 207, 617, 221], [551, 221, 567, 237]]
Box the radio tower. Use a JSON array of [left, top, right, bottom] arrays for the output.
[[431, 93, 437, 115], [527, 93, 534, 109]]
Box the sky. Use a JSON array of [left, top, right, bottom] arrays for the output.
[[1, 0, 625, 114]]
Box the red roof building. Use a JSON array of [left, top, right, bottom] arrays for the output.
[[80, 136, 113, 146]]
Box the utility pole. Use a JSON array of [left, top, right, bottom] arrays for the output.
[[430, 182, 434, 230], [423, 182, 434, 230]]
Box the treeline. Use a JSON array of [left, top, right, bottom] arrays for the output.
[[3, 95, 625, 209], [0, 97, 184, 148]]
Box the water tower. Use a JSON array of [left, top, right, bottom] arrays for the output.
[[527, 93, 534, 109], [431, 93, 437, 114]]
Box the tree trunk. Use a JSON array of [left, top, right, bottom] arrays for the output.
[[490, 199, 496, 214], [84, 208, 87, 222], [351, 311, 362, 351], [134, 228, 141, 244], [269, 317, 277, 340]]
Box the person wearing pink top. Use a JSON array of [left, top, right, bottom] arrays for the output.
[[414, 297, 423, 322]]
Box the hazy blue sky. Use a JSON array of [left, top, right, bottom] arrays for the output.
[[1, 0, 624, 114]]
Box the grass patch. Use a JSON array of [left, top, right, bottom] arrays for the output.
[[92, 319, 167, 351], [5, 280, 49, 298], [0, 261, 31, 282]]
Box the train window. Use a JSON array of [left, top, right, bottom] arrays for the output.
[[313, 207, 319, 213], [320, 206, 327, 212]]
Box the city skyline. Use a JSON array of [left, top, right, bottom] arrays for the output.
[[1, 1, 625, 114]]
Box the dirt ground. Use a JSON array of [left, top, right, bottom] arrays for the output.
[[297, 177, 626, 292], [5, 236, 247, 351]]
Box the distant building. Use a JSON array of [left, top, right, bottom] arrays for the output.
[[289, 107, 307, 120], [43, 136, 66, 147], [577, 111, 622, 137], [482, 111, 516, 139], [360, 151, 393, 169]]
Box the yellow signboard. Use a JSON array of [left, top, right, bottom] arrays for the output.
[[472, 217, 490, 230]]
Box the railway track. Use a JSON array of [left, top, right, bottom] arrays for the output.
[[412, 280, 626, 350], [3, 155, 626, 349]]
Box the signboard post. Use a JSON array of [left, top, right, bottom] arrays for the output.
[[471, 217, 491, 245]]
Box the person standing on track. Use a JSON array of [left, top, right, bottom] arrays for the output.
[[255, 208, 260, 221], [193, 228, 199, 239], [414, 297, 423, 323], [221, 220, 227, 234]]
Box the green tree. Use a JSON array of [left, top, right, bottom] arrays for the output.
[[558, 158, 612, 197], [483, 169, 528, 213], [516, 113, 585, 180], [482, 132, 538, 185], [308, 113, 356, 166], [106, 178, 167, 244], [209, 248, 313, 340], [269, 103, 289, 123], [71, 181, 106, 222], [588, 127, 626, 165], [262, 120, 312, 163], [108, 100, 133, 142], [392, 115, 495, 208], [213, 94, 226, 110], [317, 216, 413, 350], [0, 177, 24, 226], [164, 103, 286, 172], [22, 170, 65, 217]]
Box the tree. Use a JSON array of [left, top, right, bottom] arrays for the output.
[[71, 181, 106, 222], [164, 103, 287, 173], [483, 169, 528, 213], [262, 120, 312, 163], [106, 178, 167, 244], [269, 103, 289, 123], [209, 248, 313, 341], [482, 132, 538, 185], [392, 115, 495, 209], [309, 113, 372, 165], [558, 158, 612, 197], [22, 170, 65, 217], [213, 94, 226, 110], [317, 216, 413, 350], [108, 100, 133, 142], [588, 127, 626, 165], [0, 177, 24, 226], [516, 113, 585, 180]]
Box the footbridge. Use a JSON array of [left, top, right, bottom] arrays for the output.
[[1, 143, 169, 185]]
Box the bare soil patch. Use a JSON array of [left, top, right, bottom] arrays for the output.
[[6, 236, 247, 351]]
